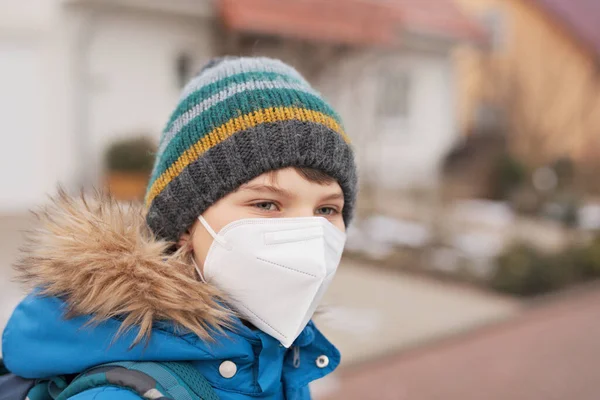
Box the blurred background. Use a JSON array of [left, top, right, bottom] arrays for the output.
[[1, 0, 600, 398]]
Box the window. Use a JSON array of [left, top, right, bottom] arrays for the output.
[[377, 70, 411, 119], [176, 53, 194, 88]]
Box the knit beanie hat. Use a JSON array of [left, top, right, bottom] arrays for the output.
[[145, 56, 357, 242]]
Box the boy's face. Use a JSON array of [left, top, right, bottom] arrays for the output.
[[181, 167, 345, 271]]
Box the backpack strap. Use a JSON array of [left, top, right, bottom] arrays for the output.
[[0, 357, 53, 400], [54, 361, 219, 400], [0, 374, 66, 400], [0, 374, 38, 400], [0, 359, 9, 375], [155, 362, 220, 400]]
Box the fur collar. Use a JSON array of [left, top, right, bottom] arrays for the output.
[[14, 189, 232, 344]]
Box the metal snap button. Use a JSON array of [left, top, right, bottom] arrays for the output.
[[219, 360, 237, 378], [316, 355, 329, 368]]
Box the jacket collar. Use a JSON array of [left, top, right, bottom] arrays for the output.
[[13, 189, 232, 345], [3, 294, 339, 396]]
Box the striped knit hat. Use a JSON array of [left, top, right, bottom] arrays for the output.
[[145, 56, 357, 241]]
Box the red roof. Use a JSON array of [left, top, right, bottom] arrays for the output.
[[218, 0, 484, 47], [380, 0, 485, 42], [219, 0, 401, 47], [532, 0, 600, 58]]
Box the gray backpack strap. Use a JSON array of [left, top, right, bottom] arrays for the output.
[[0, 374, 37, 400], [55, 361, 219, 400]]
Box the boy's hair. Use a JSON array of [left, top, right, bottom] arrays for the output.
[[145, 56, 357, 242], [267, 167, 336, 186]]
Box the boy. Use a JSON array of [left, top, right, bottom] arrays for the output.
[[2, 57, 357, 399]]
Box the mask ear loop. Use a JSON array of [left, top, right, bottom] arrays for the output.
[[198, 216, 230, 248], [193, 215, 231, 283], [191, 257, 207, 283]]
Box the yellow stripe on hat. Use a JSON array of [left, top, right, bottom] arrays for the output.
[[146, 106, 349, 206]]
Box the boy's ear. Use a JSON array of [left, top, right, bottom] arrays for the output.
[[178, 230, 191, 249]]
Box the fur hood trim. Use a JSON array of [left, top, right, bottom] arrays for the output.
[[14, 189, 233, 344]]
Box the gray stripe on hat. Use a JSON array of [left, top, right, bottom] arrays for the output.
[[157, 78, 320, 158], [179, 57, 307, 102]]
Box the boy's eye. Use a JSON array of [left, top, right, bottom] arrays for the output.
[[254, 202, 279, 211], [316, 207, 338, 216]]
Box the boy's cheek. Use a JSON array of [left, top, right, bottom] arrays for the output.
[[331, 217, 346, 233]]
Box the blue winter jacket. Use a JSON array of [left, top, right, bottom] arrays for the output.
[[1, 193, 340, 399]]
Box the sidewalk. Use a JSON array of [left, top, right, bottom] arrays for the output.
[[314, 259, 519, 366]]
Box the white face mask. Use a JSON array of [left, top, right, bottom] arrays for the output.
[[194, 215, 346, 348]]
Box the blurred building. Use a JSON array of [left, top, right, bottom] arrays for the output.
[[0, 0, 216, 212], [0, 0, 481, 213], [219, 0, 482, 196], [455, 0, 600, 164]]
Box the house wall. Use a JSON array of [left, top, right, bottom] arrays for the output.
[[85, 8, 215, 181], [329, 49, 459, 192], [0, 37, 51, 211], [0, 0, 216, 212], [455, 0, 600, 162], [0, 0, 75, 212]]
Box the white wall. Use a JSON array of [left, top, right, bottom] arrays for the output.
[[0, 0, 59, 30], [0, 1, 216, 212], [376, 51, 458, 189], [86, 9, 214, 181], [0, 39, 52, 211], [329, 49, 459, 192], [0, 0, 71, 212]]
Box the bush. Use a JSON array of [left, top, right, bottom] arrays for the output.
[[490, 237, 600, 297], [551, 157, 575, 189], [491, 244, 573, 296], [572, 237, 600, 279], [489, 153, 527, 201], [105, 137, 156, 174]]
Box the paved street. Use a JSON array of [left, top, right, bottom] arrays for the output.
[[321, 285, 600, 400]]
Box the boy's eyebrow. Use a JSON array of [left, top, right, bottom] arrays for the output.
[[320, 192, 345, 202], [239, 183, 294, 198]]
